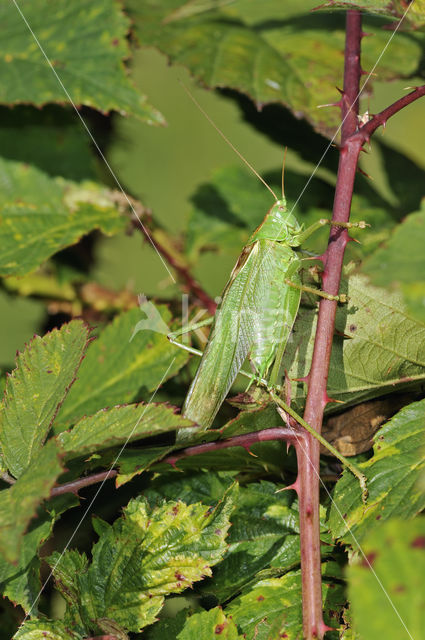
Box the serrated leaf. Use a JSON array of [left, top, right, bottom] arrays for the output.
[[178, 607, 243, 639], [227, 567, 344, 639], [0, 496, 76, 615], [13, 619, 83, 640], [0, 157, 126, 277], [145, 472, 333, 602], [283, 274, 425, 410], [328, 399, 425, 543], [199, 481, 303, 601], [59, 403, 194, 458], [0, 516, 53, 613], [57, 306, 188, 426], [348, 518, 425, 640], [0, 320, 88, 478], [362, 202, 425, 323], [116, 445, 176, 487], [0, 0, 164, 124], [46, 549, 88, 631], [49, 485, 237, 634], [130, 0, 421, 136], [0, 439, 63, 564]]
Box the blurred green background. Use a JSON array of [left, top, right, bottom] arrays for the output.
[[1, 45, 424, 364]]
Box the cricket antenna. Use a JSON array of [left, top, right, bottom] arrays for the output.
[[281, 147, 287, 200], [179, 80, 279, 202]]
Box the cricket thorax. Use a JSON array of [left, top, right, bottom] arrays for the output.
[[248, 199, 303, 245]]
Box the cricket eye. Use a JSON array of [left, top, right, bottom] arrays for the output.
[[278, 206, 285, 211]]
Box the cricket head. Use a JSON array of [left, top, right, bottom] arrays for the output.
[[249, 198, 303, 246]]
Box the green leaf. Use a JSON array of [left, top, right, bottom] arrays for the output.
[[49, 486, 237, 634], [178, 607, 243, 639], [0, 320, 89, 478], [0, 439, 63, 564], [0, 106, 97, 181], [283, 274, 425, 410], [59, 403, 194, 459], [145, 609, 188, 640], [348, 518, 425, 639], [46, 549, 88, 631], [0, 495, 77, 614], [328, 399, 425, 543], [57, 306, 188, 426], [0, 157, 126, 277], [316, 0, 425, 28], [362, 202, 425, 323], [199, 480, 303, 601], [377, 139, 425, 215], [0, 516, 53, 613], [130, 0, 421, 136], [145, 472, 334, 602], [227, 567, 344, 639], [13, 619, 83, 640], [116, 445, 176, 487], [0, 0, 164, 124]]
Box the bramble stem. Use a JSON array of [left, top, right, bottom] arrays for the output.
[[298, 11, 363, 639], [269, 393, 367, 501], [49, 429, 300, 497]]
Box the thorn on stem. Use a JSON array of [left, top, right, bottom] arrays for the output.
[[276, 477, 300, 494], [293, 374, 310, 385], [320, 621, 337, 634], [244, 446, 258, 458], [357, 166, 373, 180], [166, 457, 179, 469], [317, 101, 342, 109], [323, 393, 344, 406]]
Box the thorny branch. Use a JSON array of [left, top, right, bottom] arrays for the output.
[[298, 13, 425, 640], [50, 427, 302, 497], [296, 11, 364, 638]]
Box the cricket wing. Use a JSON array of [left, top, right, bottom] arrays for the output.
[[182, 242, 267, 432], [250, 241, 302, 382]]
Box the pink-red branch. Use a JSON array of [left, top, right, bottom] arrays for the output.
[[358, 84, 425, 140], [50, 469, 118, 497], [299, 11, 363, 639], [50, 427, 302, 498], [297, 16, 425, 640]]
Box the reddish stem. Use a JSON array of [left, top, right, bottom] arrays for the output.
[[50, 469, 117, 497], [299, 11, 362, 639], [358, 84, 425, 139], [49, 427, 300, 497], [164, 427, 300, 465], [297, 16, 425, 640]]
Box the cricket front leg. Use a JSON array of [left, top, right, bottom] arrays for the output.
[[297, 218, 369, 246]]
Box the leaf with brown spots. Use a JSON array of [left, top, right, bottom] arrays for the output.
[[348, 518, 425, 639], [177, 607, 243, 640]]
